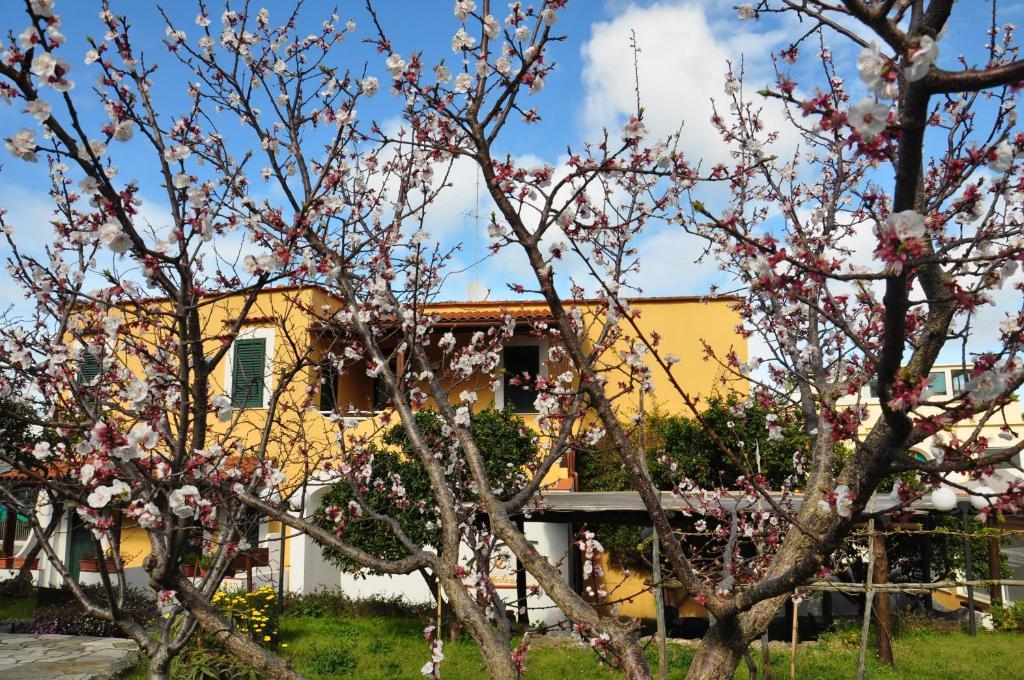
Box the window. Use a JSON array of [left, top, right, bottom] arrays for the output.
[[927, 371, 948, 396], [994, 448, 1022, 470], [952, 369, 970, 395], [372, 357, 398, 411], [231, 338, 267, 408], [503, 346, 540, 413], [238, 509, 261, 548], [867, 376, 879, 399], [870, 371, 950, 399], [319, 360, 339, 412], [78, 349, 101, 384]]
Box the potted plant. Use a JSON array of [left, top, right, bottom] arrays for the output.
[[181, 552, 202, 577]]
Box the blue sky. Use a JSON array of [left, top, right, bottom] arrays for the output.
[[0, 0, 1019, 315]]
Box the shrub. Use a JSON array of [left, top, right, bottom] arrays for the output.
[[210, 586, 280, 646], [29, 584, 156, 638], [282, 587, 430, 619], [990, 600, 1024, 632], [172, 645, 264, 680], [315, 408, 537, 574]]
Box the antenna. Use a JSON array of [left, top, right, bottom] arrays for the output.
[[466, 167, 489, 302]]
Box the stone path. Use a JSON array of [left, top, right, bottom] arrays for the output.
[[0, 634, 138, 680]]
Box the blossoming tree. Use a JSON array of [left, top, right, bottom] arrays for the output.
[[2, 1, 1024, 680]]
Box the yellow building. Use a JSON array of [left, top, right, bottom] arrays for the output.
[[5, 286, 745, 624]]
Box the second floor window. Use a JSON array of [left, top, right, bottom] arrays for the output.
[[231, 338, 266, 408], [503, 346, 539, 413], [319, 360, 339, 412], [372, 357, 398, 412]]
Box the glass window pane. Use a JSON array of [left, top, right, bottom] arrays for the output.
[[952, 369, 970, 394], [504, 346, 540, 413], [927, 371, 947, 395]]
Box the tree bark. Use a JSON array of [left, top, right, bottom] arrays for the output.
[[685, 620, 748, 680], [437, 570, 520, 680], [171, 577, 304, 680], [146, 647, 171, 680]]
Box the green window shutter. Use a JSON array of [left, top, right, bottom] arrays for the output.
[[231, 338, 266, 408], [503, 346, 540, 414], [78, 350, 101, 384]]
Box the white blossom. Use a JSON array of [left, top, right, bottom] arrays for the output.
[[99, 220, 131, 254], [167, 485, 201, 518], [452, 28, 476, 52], [857, 43, 897, 99], [25, 99, 51, 123], [989, 140, 1016, 172], [885, 210, 927, 242], [360, 76, 379, 97], [385, 53, 406, 76], [454, 72, 473, 94], [904, 35, 938, 82], [212, 394, 233, 421], [5, 129, 37, 162], [32, 441, 52, 460], [848, 98, 890, 138], [453, 0, 476, 21]]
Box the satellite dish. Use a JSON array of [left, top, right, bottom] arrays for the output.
[[466, 280, 489, 302]]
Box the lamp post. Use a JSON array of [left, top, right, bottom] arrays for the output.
[[929, 486, 976, 635]]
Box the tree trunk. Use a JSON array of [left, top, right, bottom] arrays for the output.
[[437, 571, 519, 680], [171, 577, 304, 680], [685, 620, 748, 680], [419, 568, 462, 639], [146, 647, 171, 680]]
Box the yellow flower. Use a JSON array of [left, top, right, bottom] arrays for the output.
[[263, 635, 271, 642]]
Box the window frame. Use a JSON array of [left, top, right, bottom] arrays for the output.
[[224, 328, 274, 410]]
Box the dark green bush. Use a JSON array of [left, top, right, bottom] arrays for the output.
[[282, 587, 430, 619], [315, 408, 537, 572], [989, 600, 1024, 632], [576, 395, 809, 569]]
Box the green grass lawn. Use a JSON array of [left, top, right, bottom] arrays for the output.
[[3, 591, 1017, 679], [271, 615, 1023, 680]]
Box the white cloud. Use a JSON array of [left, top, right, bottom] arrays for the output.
[[579, 2, 794, 166]]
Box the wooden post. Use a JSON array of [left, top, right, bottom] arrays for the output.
[[437, 578, 443, 635], [920, 518, 934, 613], [960, 502, 977, 636], [856, 519, 876, 680], [872, 528, 893, 666], [761, 631, 771, 680], [652, 535, 668, 680], [987, 515, 1002, 606], [514, 519, 530, 626], [789, 597, 798, 680]]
